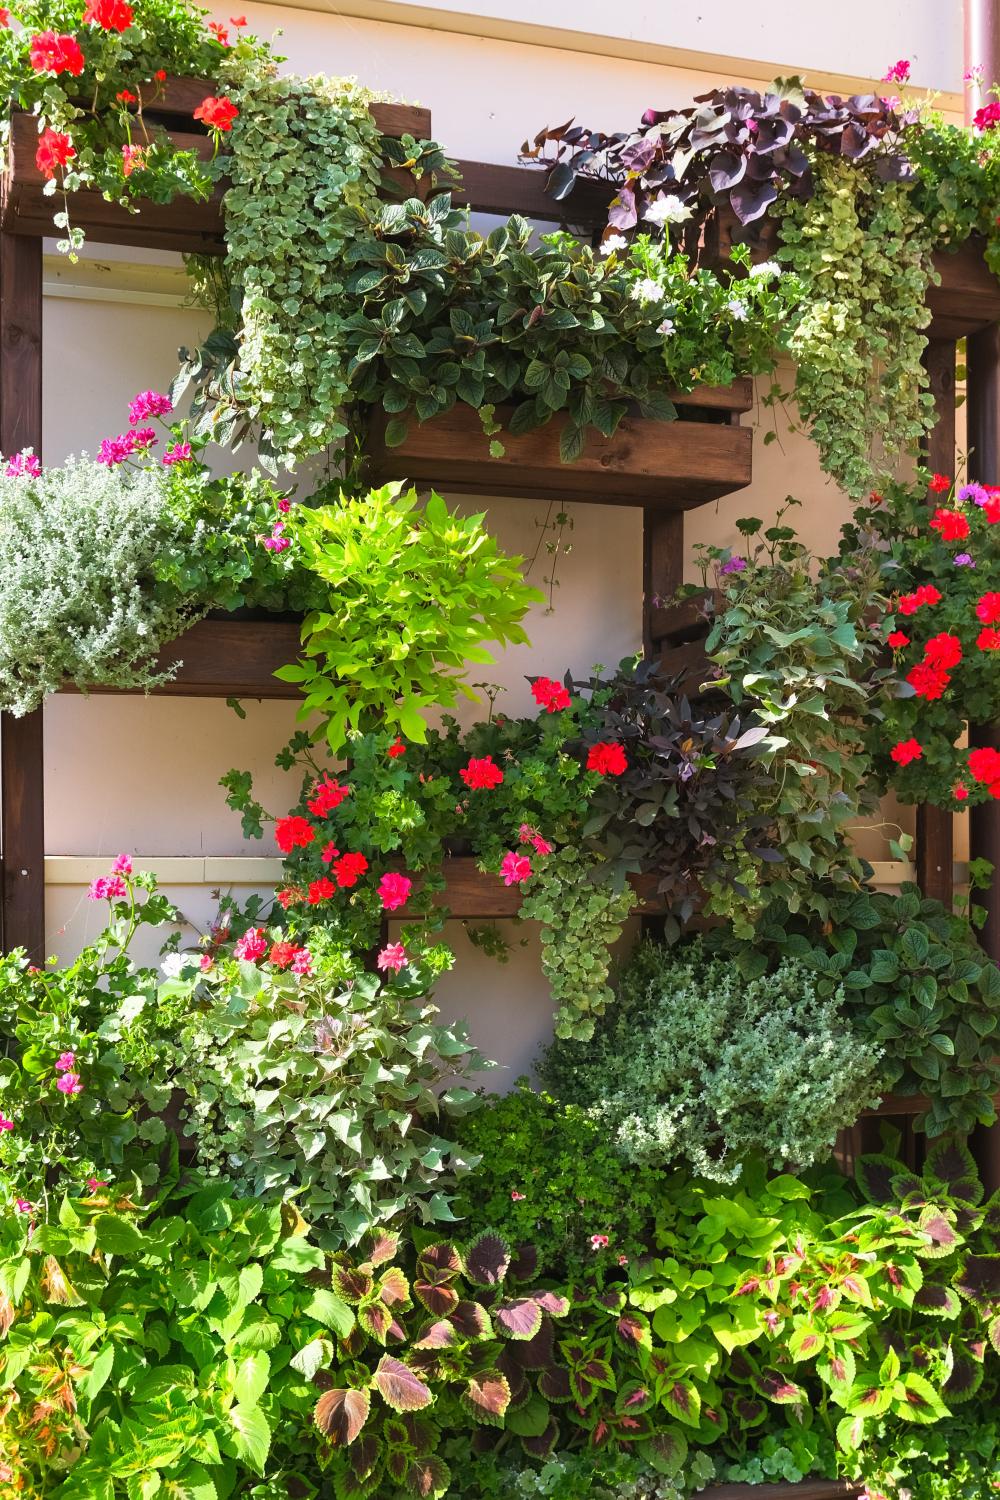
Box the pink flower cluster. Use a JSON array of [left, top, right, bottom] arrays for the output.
[[262, 521, 291, 553], [377, 942, 408, 973], [55, 1051, 83, 1096], [518, 823, 553, 857], [162, 442, 192, 467], [233, 926, 311, 976], [96, 430, 151, 466], [3, 449, 41, 479], [128, 390, 172, 425]]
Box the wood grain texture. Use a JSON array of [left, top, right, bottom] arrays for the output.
[[0, 232, 44, 959], [59, 618, 305, 700], [642, 512, 683, 656], [706, 1483, 861, 1500], [392, 858, 669, 918], [366, 402, 752, 507]]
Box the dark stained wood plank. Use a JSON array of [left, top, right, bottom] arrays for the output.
[[453, 159, 613, 222], [642, 512, 683, 656], [916, 339, 956, 909], [658, 638, 715, 695], [366, 403, 752, 508], [0, 231, 44, 960], [649, 588, 724, 647], [707, 1484, 860, 1500], [393, 857, 669, 919], [59, 618, 304, 699]]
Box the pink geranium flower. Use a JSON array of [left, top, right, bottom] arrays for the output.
[[500, 851, 532, 887], [88, 875, 127, 901], [0, 1116, 13, 1132], [377, 943, 408, 973], [128, 390, 172, 424], [56, 1073, 83, 1096], [112, 854, 133, 875], [234, 927, 269, 963], [378, 872, 413, 911], [590, 1234, 609, 1250], [54, 1052, 76, 1073]]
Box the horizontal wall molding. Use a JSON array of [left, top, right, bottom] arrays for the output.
[[43, 856, 968, 887]]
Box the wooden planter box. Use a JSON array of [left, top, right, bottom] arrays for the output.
[[1, 91, 430, 253], [394, 856, 670, 919], [59, 616, 304, 699], [366, 384, 753, 508]]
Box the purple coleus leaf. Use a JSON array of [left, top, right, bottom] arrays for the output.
[[367, 1231, 400, 1268], [511, 1316, 555, 1371], [660, 1377, 701, 1428], [539, 1366, 573, 1403], [943, 1348, 985, 1404], [414, 1275, 459, 1318], [954, 1254, 1000, 1310], [616, 1311, 651, 1350], [521, 1417, 559, 1459], [462, 1371, 511, 1427], [615, 1381, 653, 1415], [856, 1155, 900, 1207], [534, 1291, 570, 1318], [412, 1319, 458, 1350], [418, 1243, 462, 1276], [373, 1356, 433, 1414], [608, 185, 637, 231], [926, 1138, 983, 1203], [359, 1299, 393, 1344], [912, 1284, 961, 1318], [495, 1297, 544, 1341], [508, 1245, 540, 1283], [730, 1393, 767, 1426], [405, 1455, 451, 1500], [348, 1433, 380, 1483], [451, 1301, 493, 1341], [463, 1231, 511, 1288], [333, 1265, 375, 1305], [378, 1268, 411, 1308], [753, 1369, 807, 1405], [313, 1387, 371, 1446], [918, 1207, 960, 1257]]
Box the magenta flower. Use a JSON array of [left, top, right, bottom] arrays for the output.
[[377, 942, 408, 973], [4, 449, 41, 479], [500, 851, 532, 887], [199, 953, 214, 972], [131, 427, 158, 450], [162, 442, 192, 467], [510, 1190, 526, 1201], [56, 1073, 83, 1096], [111, 853, 133, 875], [262, 522, 291, 552], [589, 1234, 609, 1251], [234, 927, 268, 963], [0, 1116, 13, 1132], [85, 1177, 107, 1191], [882, 58, 910, 84], [14, 1199, 31, 1213], [959, 482, 988, 505], [96, 431, 138, 467], [128, 390, 173, 424], [291, 946, 312, 977], [277, 497, 292, 514], [377, 872, 413, 912], [88, 875, 127, 901], [54, 1051, 76, 1073], [720, 555, 747, 575], [532, 835, 554, 856]]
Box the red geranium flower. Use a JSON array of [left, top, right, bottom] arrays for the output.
[[268, 940, 297, 969], [274, 814, 315, 853], [35, 128, 75, 178], [930, 508, 970, 542], [923, 632, 962, 669], [976, 592, 1000, 624], [886, 630, 910, 649], [984, 495, 1000, 524], [333, 852, 369, 888], [978, 627, 1000, 651], [969, 746, 1000, 784], [387, 737, 406, 759], [890, 738, 923, 766], [83, 0, 133, 29], [307, 776, 350, 818], [906, 661, 951, 700], [28, 31, 85, 75], [193, 94, 239, 131], [587, 741, 628, 776], [954, 784, 970, 801], [929, 473, 952, 493], [531, 676, 571, 713], [208, 20, 229, 44], [307, 876, 337, 904], [897, 584, 941, 616], [460, 756, 504, 790]]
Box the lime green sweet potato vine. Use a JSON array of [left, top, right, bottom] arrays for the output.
[[278, 484, 542, 753]]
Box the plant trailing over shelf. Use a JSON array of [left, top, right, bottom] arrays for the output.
[[839, 469, 1000, 809], [522, 76, 1000, 496], [0, 395, 322, 713], [0, 0, 260, 255], [707, 882, 1000, 1135], [540, 937, 885, 1181], [275, 483, 541, 755]]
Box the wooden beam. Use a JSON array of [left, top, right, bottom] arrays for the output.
[[642, 514, 684, 658], [0, 233, 44, 961], [59, 617, 304, 700], [916, 339, 956, 909]]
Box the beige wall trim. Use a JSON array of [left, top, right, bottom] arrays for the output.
[[43, 856, 967, 887], [272, 1, 963, 115]]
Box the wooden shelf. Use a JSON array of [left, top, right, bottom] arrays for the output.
[[59, 617, 303, 700], [366, 388, 753, 508], [392, 856, 669, 919], [706, 1485, 859, 1500]]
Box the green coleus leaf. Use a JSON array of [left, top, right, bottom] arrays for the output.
[[224, 1402, 271, 1474]]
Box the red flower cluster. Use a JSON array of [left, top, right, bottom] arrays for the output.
[[307, 776, 350, 818], [28, 31, 84, 75], [531, 676, 571, 713], [35, 128, 75, 179], [978, 627, 1000, 651], [923, 633, 962, 670], [193, 95, 239, 131], [977, 592, 1000, 625], [890, 738, 922, 766], [587, 741, 628, 776], [83, 0, 133, 30], [460, 756, 504, 790], [896, 584, 941, 616], [906, 661, 951, 701], [886, 630, 910, 650], [274, 815, 314, 854], [969, 747, 1000, 797], [387, 737, 406, 759], [267, 939, 310, 972], [307, 877, 336, 904], [332, 851, 368, 887], [974, 100, 1000, 131], [929, 508, 970, 542], [928, 473, 951, 494]]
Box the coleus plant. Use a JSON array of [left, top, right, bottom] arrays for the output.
[[521, 80, 916, 234], [311, 1228, 571, 1499]]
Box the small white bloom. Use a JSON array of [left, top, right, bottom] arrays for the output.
[[600, 232, 628, 256], [644, 193, 692, 227], [160, 953, 186, 979], [656, 318, 675, 337], [749, 259, 782, 280], [726, 298, 749, 321], [631, 277, 662, 304]]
